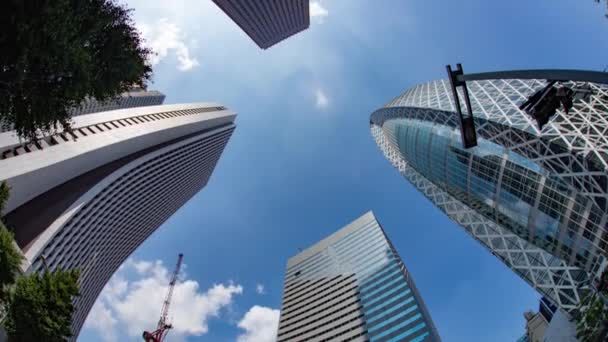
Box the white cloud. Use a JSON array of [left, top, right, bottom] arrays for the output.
[[255, 283, 265, 295], [83, 258, 243, 341], [138, 18, 199, 71], [237, 306, 281, 342], [86, 302, 118, 342], [310, 1, 329, 18], [315, 88, 329, 109]]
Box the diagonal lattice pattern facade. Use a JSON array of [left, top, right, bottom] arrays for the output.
[[371, 78, 608, 313]]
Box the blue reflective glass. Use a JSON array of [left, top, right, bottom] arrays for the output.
[[365, 290, 412, 315], [361, 269, 401, 293], [407, 331, 430, 342], [369, 305, 419, 333], [370, 314, 423, 341], [383, 322, 427, 342], [362, 281, 409, 307], [361, 275, 406, 301]]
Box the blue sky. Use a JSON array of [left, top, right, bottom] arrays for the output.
[[79, 1, 608, 341]]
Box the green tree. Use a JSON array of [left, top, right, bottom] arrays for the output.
[[576, 269, 608, 342], [0, 225, 22, 307], [0, 182, 22, 307], [0, 0, 152, 140], [4, 269, 80, 341], [0, 182, 9, 215]]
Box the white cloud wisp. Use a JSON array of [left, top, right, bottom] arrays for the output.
[[237, 306, 281, 342], [138, 18, 199, 71], [310, 1, 329, 19], [315, 88, 329, 109]]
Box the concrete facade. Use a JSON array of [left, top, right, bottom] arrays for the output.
[[212, 0, 310, 49], [278, 211, 440, 342], [0, 103, 236, 339]]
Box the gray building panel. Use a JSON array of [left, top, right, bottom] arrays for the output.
[[277, 211, 440, 342], [212, 0, 310, 49]]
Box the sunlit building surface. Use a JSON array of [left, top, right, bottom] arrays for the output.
[[0, 103, 236, 339], [277, 211, 440, 342], [371, 78, 608, 313]]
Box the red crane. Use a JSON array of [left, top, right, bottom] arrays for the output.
[[143, 253, 184, 342]]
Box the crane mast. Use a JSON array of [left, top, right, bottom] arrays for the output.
[[143, 253, 184, 342]]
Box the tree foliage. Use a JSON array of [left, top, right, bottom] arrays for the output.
[[576, 269, 608, 342], [0, 0, 152, 140], [4, 269, 80, 341], [0, 182, 9, 215], [0, 225, 22, 306], [0, 182, 22, 306]]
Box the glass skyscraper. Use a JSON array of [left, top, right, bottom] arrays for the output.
[[277, 211, 440, 342], [371, 78, 608, 313]]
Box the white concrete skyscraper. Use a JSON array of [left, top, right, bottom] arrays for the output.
[[0, 103, 236, 338], [371, 77, 608, 313], [278, 211, 440, 342]]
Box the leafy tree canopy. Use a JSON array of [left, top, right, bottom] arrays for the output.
[[0, 0, 152, 140], [0, 182, 22, 306], [4, 269, 80, 341], [0, 224, 22, 306]]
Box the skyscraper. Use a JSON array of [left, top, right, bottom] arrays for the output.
[[371, 78, 608, 312], [0, 103, 236, 338], [212, 0, 310, 49], [0, 87, 165, 133], [70, 87, 166, 116], [277, 211, 440, 342]]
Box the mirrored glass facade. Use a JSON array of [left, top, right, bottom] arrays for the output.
[[371, 78, 608, 313], [278, 211, 440, 342]]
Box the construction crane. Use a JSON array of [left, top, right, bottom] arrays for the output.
[[143, 253, 184, 342]]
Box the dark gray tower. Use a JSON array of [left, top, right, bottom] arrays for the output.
[[212, 0, 310, 49]]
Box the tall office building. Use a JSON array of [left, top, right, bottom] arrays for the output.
[[0, 88, 165, 133], [212, 0, 310, 49], [0, 103, 236, 338], [277, 211, 440, 342], [371, 78, 608, 313], [70, 87, 166, 116]]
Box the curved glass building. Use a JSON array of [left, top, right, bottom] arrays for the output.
[[371, 78, 608, 313]]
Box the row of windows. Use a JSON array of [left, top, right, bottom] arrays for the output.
[[228, 0, 308, 47], [38, 130, 231, 270], [285, 220, 378, 280], [1, 106, 224, 160], [282, 275, 357, 315], [30, 126, 234, 332], [280, 279, 358, 323], [391, 117, 606, 272], [278, 298, 361, 337], [283, 275, 339, 303], [278, 307, 363, 342]]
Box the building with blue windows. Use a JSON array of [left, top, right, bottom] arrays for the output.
[[277, 211, 440, 342], [371, 78, 608, 314]]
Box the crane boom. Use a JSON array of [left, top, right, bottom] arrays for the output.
[[159, 253, 183, 329], [143, 253, 184, 342]]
